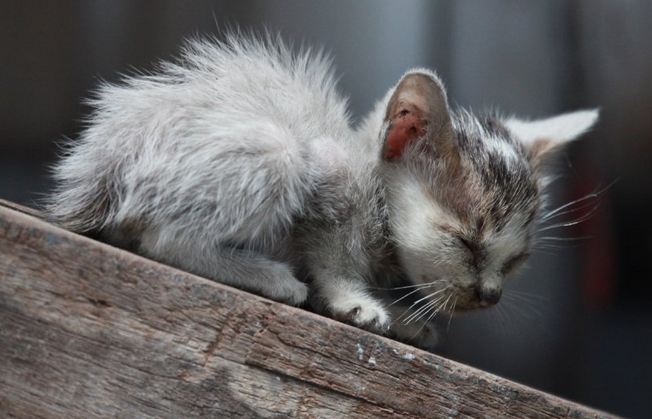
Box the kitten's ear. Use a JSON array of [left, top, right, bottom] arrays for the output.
[[505, 110, 599, 167], [382, 71, 456, 162]]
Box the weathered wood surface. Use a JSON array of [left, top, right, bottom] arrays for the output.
[[0, 204, 618, 419]]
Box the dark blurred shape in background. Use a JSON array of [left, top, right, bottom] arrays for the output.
[[1, 2, 651, 418]]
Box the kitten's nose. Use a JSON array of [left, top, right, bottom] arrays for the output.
[[475, 286, 502, 307]]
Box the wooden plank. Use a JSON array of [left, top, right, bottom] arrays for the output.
[[0, 205, 618, 418], [0, 198, 42, 218]]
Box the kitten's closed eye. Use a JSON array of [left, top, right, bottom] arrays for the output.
[[501, 252, 529, 275], [458, 237, 480, 266]]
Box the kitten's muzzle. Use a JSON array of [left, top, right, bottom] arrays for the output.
[[475, 286, 502, 307]]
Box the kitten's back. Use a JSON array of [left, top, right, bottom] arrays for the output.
[[47, 34, 350, 243]]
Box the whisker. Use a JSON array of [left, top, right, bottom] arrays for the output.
[[406, 324, 426, 345], [490, 302, 503, 335], [415, 293, 451, 326], [511, 301, 544, 321], [446, 296, 458, 332], [539, 200, 599, 223], [506, 290, 549, 303], [540, 196, 600, 221], [408, 287, 449, 308], [402, 292, 448, 325], [537, 236, 593, 242], [536, 205, 600, 233], [387, 283, 439, 307], [423, 293, 452, 325], [405, 293, 451, 343], [402, 294, 446, 325], [540, 180, 614, 222], [371, 280, 444, 291], [540, 193, 599, 221], [531, 248, 562, 256], [534, 243, 575, 250], [501, 293, 548, 323], [496, 302, 511, 336], [411, 297, 444, 326], [394, 287, 449, 325]]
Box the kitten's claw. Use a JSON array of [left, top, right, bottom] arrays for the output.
[[329, 296, 390, 332]]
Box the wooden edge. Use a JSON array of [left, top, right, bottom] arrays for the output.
[[0, 198, 43, 219], [0, 204, 620, 419]]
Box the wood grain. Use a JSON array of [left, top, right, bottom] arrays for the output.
[[0, 205, 618, 418]]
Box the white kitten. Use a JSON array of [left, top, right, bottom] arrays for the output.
[[47, 34, 598, 345]]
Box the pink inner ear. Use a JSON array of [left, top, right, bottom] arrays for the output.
[[384, 111, 427, 160]]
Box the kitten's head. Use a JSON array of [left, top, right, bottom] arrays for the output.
[[380, 70, 598, 313]]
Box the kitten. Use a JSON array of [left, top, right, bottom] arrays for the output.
[[47, 34, 598, 345]]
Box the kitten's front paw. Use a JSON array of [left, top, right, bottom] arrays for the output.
[[329, 295, 390, 332], [267, 278, 309, 306], [260, 264, 309, 306]]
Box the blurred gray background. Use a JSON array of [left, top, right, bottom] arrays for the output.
[[1, 1, 651, 418]]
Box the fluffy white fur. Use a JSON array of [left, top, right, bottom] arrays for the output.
[[48, 35, 599, 346]]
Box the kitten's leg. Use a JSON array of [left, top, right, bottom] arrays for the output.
[[207, 247, 309, 305], [303, 229, 391, 331], [138, 230, 308, 305], [298, 187, 391, 331]]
